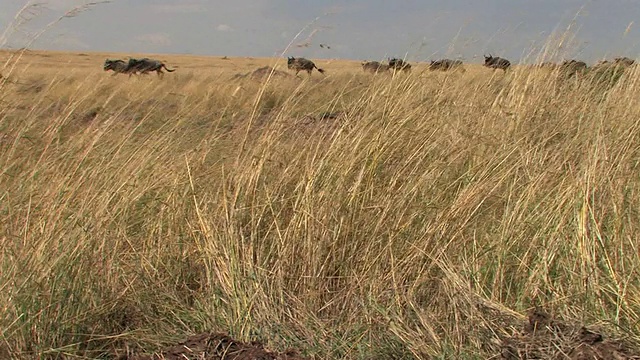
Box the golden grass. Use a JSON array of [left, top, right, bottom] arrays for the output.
[[1, 49, 640, 359]]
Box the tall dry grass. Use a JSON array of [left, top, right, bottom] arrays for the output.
[[1, 52, 640, 359]]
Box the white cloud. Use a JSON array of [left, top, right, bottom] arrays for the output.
[[134, 33, 172, 47], [216, 24, 233, 32]]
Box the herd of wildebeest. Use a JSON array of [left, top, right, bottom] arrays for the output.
[[102, 53, 638, 79], [103, 57, 176, 78]]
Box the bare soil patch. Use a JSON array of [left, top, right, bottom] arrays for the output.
[[500, 308, 640, 359], [123, 333, 309, 360]]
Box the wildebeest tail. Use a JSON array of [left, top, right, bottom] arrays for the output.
[[312, 63, 325, 74]]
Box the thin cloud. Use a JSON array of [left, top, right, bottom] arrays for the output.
[[216, 24, 233, 32]]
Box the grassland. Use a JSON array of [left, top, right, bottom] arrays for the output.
[[1, 49, 640, 359]]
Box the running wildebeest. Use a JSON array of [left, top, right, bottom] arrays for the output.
[[560, 59, 588, 76], [483, 54, 511, 71], [126, 58, 176, 78], [287, 57, 325, 76], [361, 61, 389, 74], [388, 58, 412, 73], [104, 59, 138, 76], [429, 59, 465, 72]]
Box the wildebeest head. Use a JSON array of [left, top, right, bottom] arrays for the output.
[[103, 59, 131, 75], [103, 59, 114, 70], [484, 54, 511, 71], [104, 59, 125, 71]]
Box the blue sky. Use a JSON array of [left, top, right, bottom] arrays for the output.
[[1, 0, 640, 64]]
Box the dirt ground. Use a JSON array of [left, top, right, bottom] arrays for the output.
[[500, 308, 640, 359], [118, 308, 640, 360], [121, 333, 310, 360]]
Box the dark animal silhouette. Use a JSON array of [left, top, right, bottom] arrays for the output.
[[125, 58, 175, 78], [104, 59, 138, 76], [287, 57, 325, 76], [483, 54, 511, 71], [429, 59, 465, 72], [361, 61, 389, 74], [561, 60, 588, 76], [614, 57, 635, 67], [388, 58, 412, 73]]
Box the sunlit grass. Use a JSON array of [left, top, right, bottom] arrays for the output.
[[1, 47, 640, 358]]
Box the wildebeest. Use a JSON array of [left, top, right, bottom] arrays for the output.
[[614, 57, 635, 67], [429, 59, 465, 72], [560, 59, 588, 77], [361, 61, 389, 74], [126, 58, 176, 78], [104, 59, 137, 76], [287, 57, 325, 76], [483, 54, 511, 71], [388, 58, 412, 73]]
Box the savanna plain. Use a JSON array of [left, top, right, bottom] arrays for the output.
[[2, 49, 640, 359]]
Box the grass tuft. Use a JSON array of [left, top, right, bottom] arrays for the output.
[[1, 47, 640, 358]]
